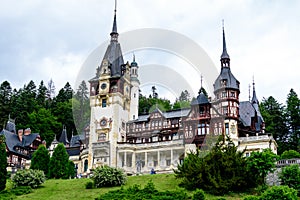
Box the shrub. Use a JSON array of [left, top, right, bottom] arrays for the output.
[[6, 171, 11, 180], [30, 145, 50, 177], [280, 164, 300, 194], [85, 181, 94, 189], [96, 181, 190, 200], [175, 136, 252, 195], [12, 169, 46, 188], [192, 189, 205, 200], [11, 186, 32, 196], [244, 196, 260, 200], [260, 185, 297, 200], [49, 143, 70, 179], [92, 165, 127, 188], [281, 150, 300, 159], [246, 148, 279, 186], [67, 160, 76, 179]]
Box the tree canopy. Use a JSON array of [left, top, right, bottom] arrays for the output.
[[0, 79, 90, 147], [30, 144, 50, 177], [0, 135, 7, 191], [49, 143, 71, 179]]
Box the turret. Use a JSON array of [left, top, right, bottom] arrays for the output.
[[129, 54, 140, 120]]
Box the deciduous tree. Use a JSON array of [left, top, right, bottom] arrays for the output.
[[246, 149, 279, 185]]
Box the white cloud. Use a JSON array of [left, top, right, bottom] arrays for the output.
[[0, 0, 299, 104]]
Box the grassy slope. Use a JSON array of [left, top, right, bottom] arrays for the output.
[[8, 174, 250, 200]]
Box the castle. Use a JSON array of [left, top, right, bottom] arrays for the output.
[[1, 4, 278, 175], [64, 5, 278, 175]]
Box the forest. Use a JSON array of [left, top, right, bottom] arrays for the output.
[[0, 79, 299, 154]]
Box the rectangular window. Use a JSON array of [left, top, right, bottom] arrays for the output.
[[222, 92, 227, 98], [225, 123, 229, 135], [102, 99, 107, 107], [166, 159, 171, 166], [197, 123, 206, 135], [223, 106, 228, 115], [231, 92, 235, 97]]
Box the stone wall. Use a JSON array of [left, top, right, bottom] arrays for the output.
[[266, 168, 281, 186], [266, 158, 300, 186]]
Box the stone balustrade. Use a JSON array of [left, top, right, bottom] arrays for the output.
[[276, 158, 300, 167]]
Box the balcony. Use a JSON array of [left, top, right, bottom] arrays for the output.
[[118, 139, 183, 150], [92, 141, 110, 150]]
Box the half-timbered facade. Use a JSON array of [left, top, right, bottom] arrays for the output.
[[0, 118, 43, 170]]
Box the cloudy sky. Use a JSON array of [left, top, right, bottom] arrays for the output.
[[0, 0, 299, 104]]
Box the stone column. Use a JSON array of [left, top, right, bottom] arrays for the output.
[[124, 151, 127, 167], [116, 151, 120, 167], [132, 151, 136, 173], [171, 149, 173, 167], [145, 152, 148, 171], [157, 150, 160, 170]]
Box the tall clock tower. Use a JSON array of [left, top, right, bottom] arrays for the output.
[[88, 5, 138, 170], [212, 25, 240, 144]]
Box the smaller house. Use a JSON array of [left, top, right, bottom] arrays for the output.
[[0, 118, 43, 170]]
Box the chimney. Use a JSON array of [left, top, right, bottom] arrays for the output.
[[24, 128, 31, 136], [18, 129, 23, 142]]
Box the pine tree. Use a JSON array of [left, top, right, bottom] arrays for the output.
[[0, 135, 7, 191], [36, 81, 47, 109], [0, 81, 12, 127], [260, 96, 289, 154], [286, 89, 300, 152], [49, 143, 70, 179], [30, 145, 50, 177], [174, 136, 251, 195], [73, 80, 90, 133]]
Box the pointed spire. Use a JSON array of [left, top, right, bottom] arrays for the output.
[[131, 52, 138, 67], [251, 76, 259, 104], [110, 0, 118, 36], [221, 20, 230, 60], [220, 20, 230, 68], [200, 74, 203, 88]]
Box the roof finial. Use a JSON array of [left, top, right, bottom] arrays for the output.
[[251, 75, 259, 104], [133, 52, 135, 62], [248, 83, 251, 102], [222, 19, 224, 30], [111, 0, 118, 35], [199, 74, 204, 94]]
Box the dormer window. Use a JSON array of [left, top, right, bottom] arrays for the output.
[[221, 79, 227, 87]]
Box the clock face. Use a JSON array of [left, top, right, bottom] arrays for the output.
[[100, 119, 107, 126], [101, 83, 107, 90]]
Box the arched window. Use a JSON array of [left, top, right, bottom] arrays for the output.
[[84, 160, 88, 172]]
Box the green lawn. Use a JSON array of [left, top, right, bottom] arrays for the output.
[[2, 174, 253, 200]]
